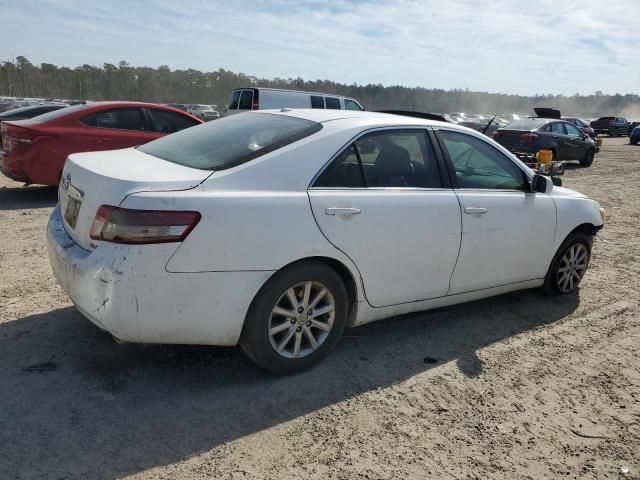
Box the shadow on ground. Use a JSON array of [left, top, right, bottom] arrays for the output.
[[0, 290, 579, 479], [0, 185, 57, 210]]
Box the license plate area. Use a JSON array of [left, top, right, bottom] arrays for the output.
[[64, 185, 84, 229]]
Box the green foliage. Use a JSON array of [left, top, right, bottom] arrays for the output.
[[1, 57, 638, 118]]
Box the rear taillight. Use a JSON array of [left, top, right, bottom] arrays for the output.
[[520, 132, 539, 142], [492, 131, 501, 140], [90, 205, 201, 244]]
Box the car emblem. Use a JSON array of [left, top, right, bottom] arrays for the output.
[[61, 173, 71, 191]]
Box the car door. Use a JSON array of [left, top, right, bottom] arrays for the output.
[[549, 122, 568, 159], [78, 107, 159, 150], [434, 128, 556, 295], [146, 107, 201, 134], [563, 122, 587, 160], [308, 128, 462, 307]]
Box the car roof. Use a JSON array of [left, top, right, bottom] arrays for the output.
[[253, 108, 449, 128]]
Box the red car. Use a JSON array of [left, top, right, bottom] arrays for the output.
[[0, 101, 203, 186]]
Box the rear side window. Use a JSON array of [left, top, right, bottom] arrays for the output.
[[239, 90, 253, 110], [228, 91, 240, 110], [325, 97, 341, 109], [311, 96, 324, 109], [148, 108, 200, 133], [138, 113, 322, 171], [314, 129, 442, 188], [550, 122, 566, 134], [81, 108, 146, 131]]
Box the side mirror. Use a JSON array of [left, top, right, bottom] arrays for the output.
[[531, 174, 553, 193]]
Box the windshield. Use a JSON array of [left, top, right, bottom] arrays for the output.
[[504, 118, 547, 130], [138, 112, 322, 171]]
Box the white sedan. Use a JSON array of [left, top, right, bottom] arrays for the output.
[[47, 110, 605, 374]]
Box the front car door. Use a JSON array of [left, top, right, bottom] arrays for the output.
[[434, 128, 556, 295], [563, 122, 587, 160], [549, 122, 568, 159], [308, 128, 462, 307]]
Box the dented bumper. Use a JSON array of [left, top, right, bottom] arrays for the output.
[[46, 206, 273, 346]]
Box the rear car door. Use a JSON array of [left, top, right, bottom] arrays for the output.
[[79, 107, 159, 150], [434, 128, 556, 294], [549, 122, 568, 159], [308, 128, 462, 307]]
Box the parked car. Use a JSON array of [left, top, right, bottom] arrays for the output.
[[187, 104, 221, 121], [47, 109, 604, 374], [563, 117, 597, 139], [590, 116, 629, 136], [227, 87, 364, 114], [0, 101, 202, 185], [0, 104, 68, 122], [493, 118, 597, 166], [629, 124, 640, 145]]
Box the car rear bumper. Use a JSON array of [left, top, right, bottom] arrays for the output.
[[47, 206, 273, 346], [0, 150, 30, 182]]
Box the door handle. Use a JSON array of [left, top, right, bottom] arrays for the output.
[[464, 206, 488, 215], [95, 138, 110, 144], [325, 207, 361, 216]]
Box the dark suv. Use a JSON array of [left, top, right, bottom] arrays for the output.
[[590, 116, 629, 136]]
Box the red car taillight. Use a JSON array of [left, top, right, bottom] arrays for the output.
[[90, 205, 201, 244], [520, 132, 539, 142]]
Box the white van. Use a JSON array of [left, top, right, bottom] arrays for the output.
[[227, 87, 364, 114]]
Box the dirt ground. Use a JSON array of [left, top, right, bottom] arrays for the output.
[[1, 137, 639, 480]]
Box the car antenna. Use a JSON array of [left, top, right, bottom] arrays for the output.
[[483, 114, 498, 135]]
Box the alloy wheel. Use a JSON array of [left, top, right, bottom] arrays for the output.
[[556, 243, 589, 293], [268, 281, 335, 359]]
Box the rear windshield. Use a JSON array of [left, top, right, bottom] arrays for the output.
[[138, 112, 322, 171], [28, 103, 88, 122], [504, 118, 547, 130]]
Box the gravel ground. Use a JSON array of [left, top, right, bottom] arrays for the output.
[[1, 137, 639, 480]]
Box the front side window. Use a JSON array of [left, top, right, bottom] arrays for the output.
[[313, 129, 442, 188], [564, 123, 582, 137], [238, 90, 253, 110], [344, 99, 362, 111], [139, 113, 322, 171], [325, 97, 340, 109], [228, 91, 241, 110], [81, 108, 146, 131], [438, 130, 526, 190], [149, 108, 200, 133]]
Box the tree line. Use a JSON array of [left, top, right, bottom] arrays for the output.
[[1, 56, 638, 118]]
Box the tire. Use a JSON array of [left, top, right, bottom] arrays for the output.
[[580, 148, 595, 167], [543, 232, 592, 296], [631, 138, 638, 145], [240, 261, 349, 375]]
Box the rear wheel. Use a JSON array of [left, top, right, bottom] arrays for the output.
[[580, 148, 595, 167], [543, 232, 592, 295], [240, 261, 349, 375]]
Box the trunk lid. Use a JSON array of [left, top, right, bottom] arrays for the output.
[[59, 147, 212, 250]]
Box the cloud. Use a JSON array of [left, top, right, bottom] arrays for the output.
[[0, 0, 638, 95]]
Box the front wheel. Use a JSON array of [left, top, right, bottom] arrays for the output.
[[240, 261, 349, 375], [580, 148, 595, 167], [543, 232, 592, 295]]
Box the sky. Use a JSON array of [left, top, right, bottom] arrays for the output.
[[0, 0, 638, 96]]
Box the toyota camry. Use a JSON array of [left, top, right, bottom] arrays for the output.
[[47, 109, 605, 374]]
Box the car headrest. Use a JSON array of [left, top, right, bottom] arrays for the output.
[[374, 144, 412, 177]]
